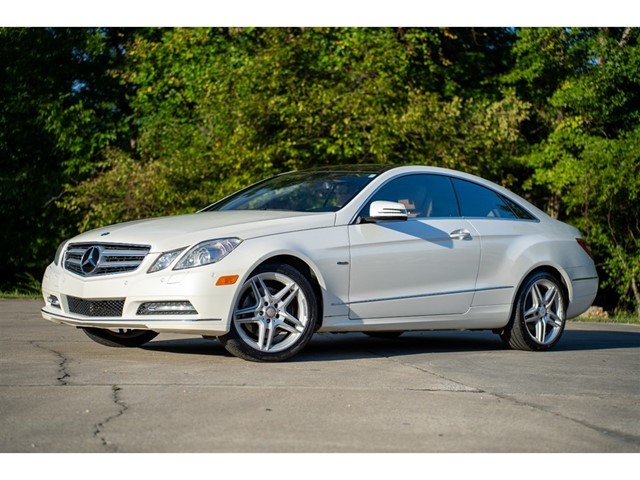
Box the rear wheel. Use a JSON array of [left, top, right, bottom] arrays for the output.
[[500, 272, 566, 351], [82, 328, 159, 348], [219, 264, 318, 362]]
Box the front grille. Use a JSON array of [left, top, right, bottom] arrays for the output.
[[67, 296, 125, 317], [64, 243, 150, 277]]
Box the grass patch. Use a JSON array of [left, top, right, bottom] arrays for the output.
[[0, 290, 41, 299], [574, 314, 639, 325], [1, 273, 42, 299]]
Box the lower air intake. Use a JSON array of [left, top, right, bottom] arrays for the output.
[[67, 296, 125, 317]]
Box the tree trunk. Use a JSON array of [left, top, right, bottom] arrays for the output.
[[548, 192, 561, 219], [632, 276, 640, 319]]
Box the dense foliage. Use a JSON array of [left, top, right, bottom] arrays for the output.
[[1, 27, 638, 316]]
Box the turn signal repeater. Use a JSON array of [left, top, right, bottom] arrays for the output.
[[216, 275, 239, 286]]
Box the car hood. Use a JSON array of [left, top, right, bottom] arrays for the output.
[[69, 210, 335, 252]]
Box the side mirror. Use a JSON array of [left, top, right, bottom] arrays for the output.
[[365, 200, 408, 222]]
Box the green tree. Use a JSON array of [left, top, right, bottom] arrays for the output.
[[0, 27, 134, 290], [505, 27, 640, 315], [63, 28, 525, 229]]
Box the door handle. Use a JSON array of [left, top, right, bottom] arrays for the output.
[[449, 229, 472, 240]]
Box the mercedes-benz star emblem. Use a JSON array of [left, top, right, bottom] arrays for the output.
[[80, 246, 101, 275]]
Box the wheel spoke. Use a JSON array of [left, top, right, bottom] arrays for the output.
[[275, 320, 299, 335], [279, 285, 299, 310], [264, 323, 275, 351], [524, 283, 542, 325], [236, 315, 261, 325], [273, 283, 296, 302], [530, 284, 543, 308], [535, 318, 546, 343], [279, 310, 304, 330], [235, 305, 259, 317], [257, 277, 273, 303], [543, 286, 558, 308], [256, 319, 266, 350], [250, 279, 262, 303], [524, 307, 539, 323], [548, 311, 563, 328]]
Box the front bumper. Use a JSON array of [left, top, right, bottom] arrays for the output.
[[41, 261, 239, 336]]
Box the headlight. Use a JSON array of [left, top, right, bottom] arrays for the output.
[[174, 238, 242, 270], [147, 248, 186, 273], [53, 241, 67, 266]]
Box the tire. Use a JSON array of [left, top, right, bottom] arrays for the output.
[[219, 263, 319, 362], [82, 327, 159, 348], [500, 272, 566, 351], [364, 331, 404, 339]]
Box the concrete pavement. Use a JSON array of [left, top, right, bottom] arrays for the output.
[[1, 299, 639, 453]]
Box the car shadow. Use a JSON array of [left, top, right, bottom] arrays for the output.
[[364, 220, 454, 248], [141, 325, 640, 362], [552, 327, 640, 351]]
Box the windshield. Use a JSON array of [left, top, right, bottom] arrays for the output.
[[204, 171, 379, 213]]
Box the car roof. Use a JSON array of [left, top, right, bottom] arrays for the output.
[[291, 164, 396, 174]]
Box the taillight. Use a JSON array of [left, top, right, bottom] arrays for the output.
[[576, 238, 594, 260]]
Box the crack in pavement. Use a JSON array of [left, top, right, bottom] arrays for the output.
[[30, 341, 70, 386], [364, 348, 484, 393], [492, 393, 640, 448], [93, 386, 128, 453], [367, 346, 639, 448], [28, 341, 127, 452]]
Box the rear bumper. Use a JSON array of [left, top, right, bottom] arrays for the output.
[[567, 276, 599, 318]]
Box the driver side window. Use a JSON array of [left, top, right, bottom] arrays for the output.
[[365, 174, 460, 218]]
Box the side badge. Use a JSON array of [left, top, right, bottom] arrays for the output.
[[100, 232, 110, 237]]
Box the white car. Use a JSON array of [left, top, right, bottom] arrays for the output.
[[41, 165, 598, 361]]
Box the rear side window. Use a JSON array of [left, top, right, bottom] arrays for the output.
[[502, 196, 536, 220], [452, 178, 533, 219]]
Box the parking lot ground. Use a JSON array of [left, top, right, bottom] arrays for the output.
[[1, 299, 639, 454]]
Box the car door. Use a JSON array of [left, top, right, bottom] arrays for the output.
[[347, 174, 481, 320]]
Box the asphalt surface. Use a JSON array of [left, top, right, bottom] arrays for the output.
[[1, 298, 639, 453]]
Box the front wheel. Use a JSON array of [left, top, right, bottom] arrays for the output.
[[500, 272, 567, 351], [81, 328, 159, 348], [219, 264, 318, 362]]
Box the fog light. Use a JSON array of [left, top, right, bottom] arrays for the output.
[[137, 301, 198, 315], [47, 295, 61, 309]]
